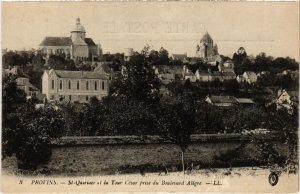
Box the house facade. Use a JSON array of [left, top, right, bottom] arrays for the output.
[[243, 71, 257, 84], [276, 89, 298, 110], [236, 75, 246, 83], [4, 67, 30, 94], [42, 69, 109, 103], [219, 60, 234, 72], [195, 70, 210, 82]]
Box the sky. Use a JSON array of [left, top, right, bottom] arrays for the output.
[[2, 2, 300, 61]]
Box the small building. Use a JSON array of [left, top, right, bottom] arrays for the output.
[[154, 66, 176, 85], [219, 59, 234, 72], [210, 71, 223, 81], [243, 71, 257, 84], [257, 71, 270, 77], [28, 83, 45, 101], [42, 69, 109, 103], [183, 65, 197, 82], [171, 53, 188, 62], [222, 72, 236, 81], [206, 95, 255, 107], [236, 75, 246, 83], [236, 98, 255, 106], [206, 55, 222, 66], [184, 72, 197, 82], [3, 66, 43, 100], [194, 69, 236, 82], [276, 89, 298, 110], [124, 48, 134, 62], [205, 95, 238, 107], [3, 66, 30, 94], [162, 66, 184, 80], [195, 70, 210, 82]]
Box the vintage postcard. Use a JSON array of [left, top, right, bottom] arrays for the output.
[[1, 1, 299, 193]]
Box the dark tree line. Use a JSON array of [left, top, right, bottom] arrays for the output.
[[2, 75, 65, 170], [233, 49, 298, 75]]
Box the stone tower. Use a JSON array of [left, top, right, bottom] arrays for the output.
[[71, 17, 86, 42], [196, 32, 218, 59]]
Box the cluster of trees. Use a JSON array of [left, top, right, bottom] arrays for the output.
[[2, 51, 34, 68], [102, 53, 125, 71], [2, 75, 65, 170], [233, 49, 298, 75], [60, 97, 290, 137], [256, 73, 298, 90]]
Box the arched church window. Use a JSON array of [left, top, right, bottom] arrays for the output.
[[59, 80, 62, 90], [86, 81, 89, 90], [102, 81, 105, 91], [77, 81, 80, 90], [68, 80, 71, 89], [51, 80, 55, 89]]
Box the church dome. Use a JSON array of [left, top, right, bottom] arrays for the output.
[[71, 17, 86, 33]]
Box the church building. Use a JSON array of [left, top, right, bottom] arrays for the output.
[[39, 18, 101, 61]]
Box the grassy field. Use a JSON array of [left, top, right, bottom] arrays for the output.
[[2, 140, 289, 176]]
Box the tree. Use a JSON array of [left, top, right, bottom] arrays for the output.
[[110, 46, 161, 105], [28, 70, 43, 90], [158, 47, 170, 65], [220, 105, 268, 133], [2, 75, 65, 169], [158, 102, 195, 174], [2, 76, 27, 159], [47, 54, 76, 70], [148, 50, 160, 66], [265, 104, 298, 167], [32, 53, 46, 72], [101, 96, 157, 136], [209, 79, 222, 90], [148, 47, 170, 66], [3, 51, 18, 68], [232, 47, 247, 66], [223, 80, 239, 95], [83, 97, 106, 136], [271, 57, 299, 73], [253, 52, 273, 72], [14, 102, 65, 169], [195, 102, 224, 134], [2, 51, 31, 68]]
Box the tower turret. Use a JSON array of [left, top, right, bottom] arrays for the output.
[[71, 17, 86, 42]]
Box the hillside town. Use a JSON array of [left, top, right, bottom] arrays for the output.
[[3, 18, 299, 109], [2, 17, 299, 175]]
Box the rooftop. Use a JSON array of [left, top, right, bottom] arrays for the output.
[[39, 37, 96, 47], [47, 69, 108, 80], [207, 95, 238, 104], [236, 98, 254, 104], [200, 32, 213, 43], [171, 53, 187, 61]]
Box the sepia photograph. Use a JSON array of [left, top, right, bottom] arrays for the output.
[[1, 2, 299, 193]]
